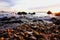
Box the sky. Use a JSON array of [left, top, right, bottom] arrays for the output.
[[0, 0, 60, 12]]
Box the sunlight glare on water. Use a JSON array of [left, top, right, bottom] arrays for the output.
[[33, 13, 48, 17]]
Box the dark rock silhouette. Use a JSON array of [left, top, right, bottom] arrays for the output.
[[17, 12, 27, 15], [47, 11, 52, 14], [29, 12, 35, 15]]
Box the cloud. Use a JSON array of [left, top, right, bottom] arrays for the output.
[[0, 0, 60, 12], [11, 0, 60, 12], [0, 1, 9, 7], [12, 0, 60, 8], [0, 0, 14, 11]]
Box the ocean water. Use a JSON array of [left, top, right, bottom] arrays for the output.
[[33, 13, 49, 17], [0, 12, 48, 17]]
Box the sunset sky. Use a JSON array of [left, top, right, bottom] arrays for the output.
[[0, 0, 60, 12]]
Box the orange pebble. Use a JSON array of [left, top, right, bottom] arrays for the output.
[[0, 37, 4, 40]]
